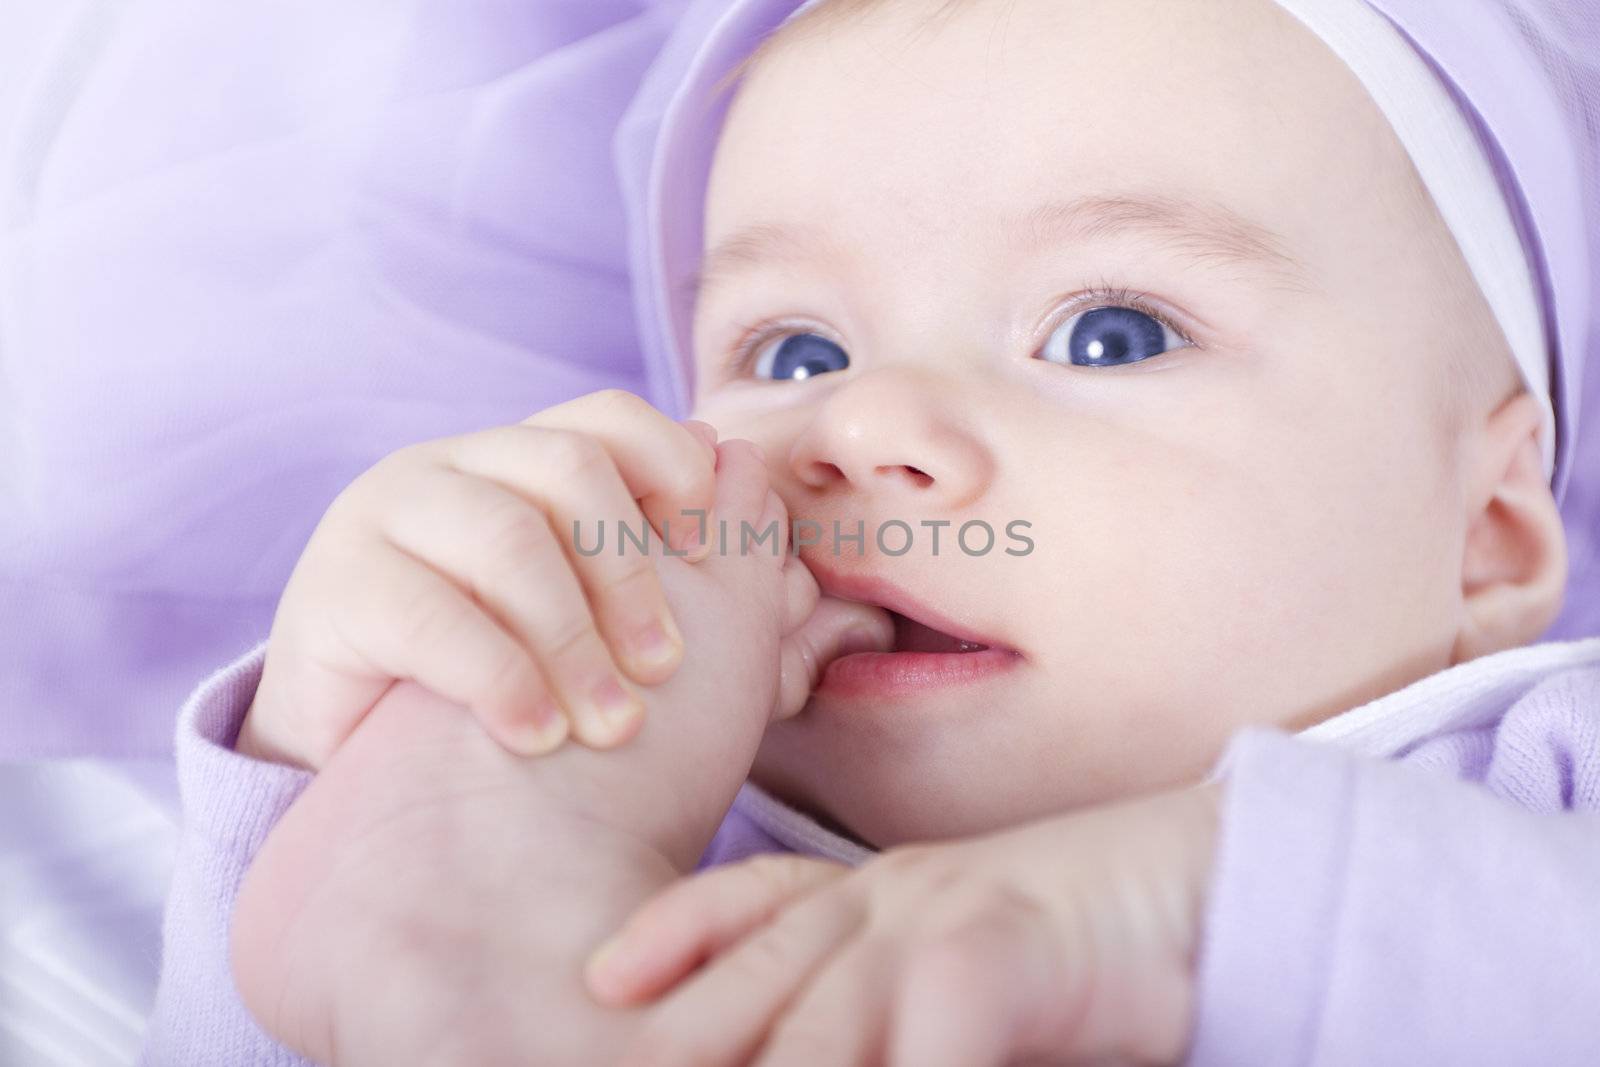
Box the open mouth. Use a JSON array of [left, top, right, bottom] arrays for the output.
[[887, 609, 991, 654], [818, 601, 1020, 699], [805, 560, 1014, 660], [806, 565, 1022, 698]]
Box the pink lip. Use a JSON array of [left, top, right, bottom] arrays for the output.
[[806, 560, 1024, 699], [817, 647, 1023, 698]]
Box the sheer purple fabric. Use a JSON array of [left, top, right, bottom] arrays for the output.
[[0, 1, 687, 757]]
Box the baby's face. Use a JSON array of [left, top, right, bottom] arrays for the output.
[[690, 0, 1499, 846]]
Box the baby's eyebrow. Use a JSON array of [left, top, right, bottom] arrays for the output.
[[691, 222, 842, 305], [691, 191, 1314, 304], [1016, 193, 1314, 292]]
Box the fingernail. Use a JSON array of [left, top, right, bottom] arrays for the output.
[[513, 703, 568, 755], [632, 618, 681, 668], [673, 522, 705, 559], [587, 933, 621, 973], [678, 509, 715, 561], [590, 676, 642, 736], [585, 933, 633, 990], [682, 420, 718, 451]]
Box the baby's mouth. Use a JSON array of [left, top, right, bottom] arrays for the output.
[[805, 558, 1017, 659], [811, 594, 1022, 701], [888, 610, 991, 654]]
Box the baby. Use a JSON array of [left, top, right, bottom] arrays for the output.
[[142, 0, 1600, 1064]]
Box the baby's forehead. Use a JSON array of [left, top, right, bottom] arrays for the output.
[[710, 0, 1434, 280], [753, 0, 1343, 99]]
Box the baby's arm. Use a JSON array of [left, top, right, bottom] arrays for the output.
[[138, 632, 793, 1067], [1188, 664, 1600, 1064], [140, 642, 711, 1067]]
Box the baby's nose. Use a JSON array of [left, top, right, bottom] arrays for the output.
[[787, 368, 991, 508]]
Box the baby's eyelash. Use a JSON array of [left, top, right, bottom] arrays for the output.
[[719, 284, 1197, 377], [1059, 281, 1199, 349], [722, 317, 819, 377]]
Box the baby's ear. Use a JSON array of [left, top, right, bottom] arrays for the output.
[[1452, 390, 1568, 663]]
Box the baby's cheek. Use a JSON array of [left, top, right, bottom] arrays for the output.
[[1197, 476, 1453, 730], [1095, 479, 1351, 725]]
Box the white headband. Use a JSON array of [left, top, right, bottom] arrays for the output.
[[776, 0, 1557, 481], [1269, 0, 1556, 481]]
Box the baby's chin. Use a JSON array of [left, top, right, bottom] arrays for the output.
[[746, 750, 1059, 852], [747, 675, 1231, 849], [744, 739, 1086, 853]]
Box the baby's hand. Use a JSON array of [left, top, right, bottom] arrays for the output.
[[504, 433, 897, 869], [238, 389, 722, 770], [585, 784, 1224, 1067], [231, 436, 894, 1065]]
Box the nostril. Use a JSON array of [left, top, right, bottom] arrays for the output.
[[878, 464, 933, 489], [805, 460, 848, 487]]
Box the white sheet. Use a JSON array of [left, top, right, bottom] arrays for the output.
[[0, 762, 176, 1066]]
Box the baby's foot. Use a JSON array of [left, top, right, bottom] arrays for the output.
[[233, 677, 673, 1065], [230, 441, 845, 1064]]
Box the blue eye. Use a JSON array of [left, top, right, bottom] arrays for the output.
[[752, 333, 851, 381], [1039, 305, 1187, 368]]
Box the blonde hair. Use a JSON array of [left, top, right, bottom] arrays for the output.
[[717, 0, 978, 97]]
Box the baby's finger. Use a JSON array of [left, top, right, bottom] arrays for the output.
[[357, 545, 568, 757], [887, 903, 1066, 1067], [438, 429, 686, 686], [680, 419, 719, 455], [585, 854, 849, 1007], [377, 464, 646, 748], [711, 438, 775, 540], [525, 390, 718, 560], [752, 933, 892, 1067], [616, 882, 865, 1067], [774, 597, 896, 721]]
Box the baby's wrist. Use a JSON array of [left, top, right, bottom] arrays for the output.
[[234, 697, 312, 771]]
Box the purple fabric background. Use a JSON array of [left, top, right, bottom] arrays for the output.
[[1, 1, 687, 757], [1, 0, 1594, 762]]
